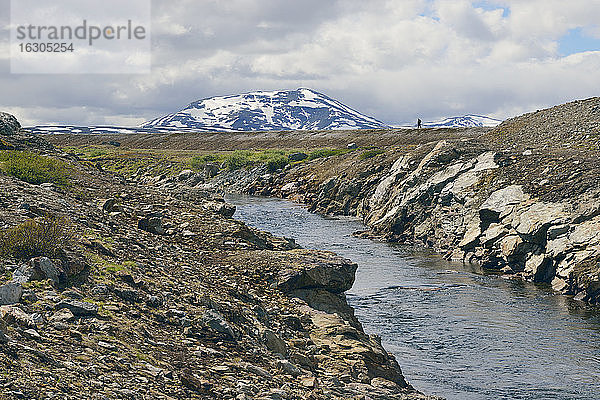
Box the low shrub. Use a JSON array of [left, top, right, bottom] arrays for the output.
[[0, 151, 71, 185], [0, 216, 70, 259], [360, 148, 385, 159], [189, 154, 221, 170], [224, 150, 253, 171], [265, 155, 289, 172]]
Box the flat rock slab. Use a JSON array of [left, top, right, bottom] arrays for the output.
[[277, 251, 357, 294], [55, 300, 98, 316]]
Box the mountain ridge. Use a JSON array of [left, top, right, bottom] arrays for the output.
[[140, 88, 390, 131]]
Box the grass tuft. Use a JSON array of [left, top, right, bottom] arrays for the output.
[[360, 148, 385, 160]]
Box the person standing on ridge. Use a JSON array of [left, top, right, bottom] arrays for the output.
[[417, 118, 422, 129]]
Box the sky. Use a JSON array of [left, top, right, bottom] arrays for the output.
[[1, 0, 600, 127]]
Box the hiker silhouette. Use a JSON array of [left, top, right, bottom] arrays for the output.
[[417, 118, 422, 129]]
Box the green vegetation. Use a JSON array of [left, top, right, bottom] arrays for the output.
[[189, 154, 219, 170], [0, 216, 70, 259], [60, 144, 357, 179], [0, 150, 71, 185], [360, 148, 385, 159], [190, 149, 294, 172]]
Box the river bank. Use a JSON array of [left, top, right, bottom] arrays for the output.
[[43, 98, 600, 305], [205, 98, 600, 305], [228, 194, 600, 400], [0, 113, 435, 399]]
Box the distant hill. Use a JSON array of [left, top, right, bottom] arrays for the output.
[[396, 115, 501, 128], [422, 115, 501, 128], [140, 88, 390, 131]]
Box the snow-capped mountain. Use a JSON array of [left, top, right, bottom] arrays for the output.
[[25, 90, 502, 134], [422, 115, 501, 128], [140, 88, 390, 131]]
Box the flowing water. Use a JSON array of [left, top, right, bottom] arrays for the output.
[[226, 194, 600, 400]]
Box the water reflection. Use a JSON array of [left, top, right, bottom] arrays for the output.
[[226, 194, 600, 400]]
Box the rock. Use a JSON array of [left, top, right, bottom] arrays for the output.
[[551, 277, 568, 292], [0, 328, 9, 343], [211, 365, 230, 373], [27, 257, 61, 285], [0, 282, 23, 305], [202, 309, 235, 339], [177, 169, 195, 181], [244, 363, 273, 379], [91, 284, 110, 296], [23, 328, 42, 341], [546, 237, 572, 258], [501, 266, 515, 274], [146, 295, 163, 308], [205, 201, 236, 218], [573, 292, 587, 302], [114, 287, 138, 303], [55, 300, 98, 317], [204, 163, 220, 178], [300, 376, 318, 388], [20, 289, 37, 303], [288, 152, 308, 162], [275, 359, 301, 377], [0, 112, 20, 136], [524, 254, 553, 282], [547, 224, 570, 240], [479, 185, 527, 222], [500, 235, 524, 258], [0, 305, 34, 328], [569, 217, 600, 246], [459, 218, 481, 249], [480, 223, 508, 246], [513, 202, 568, 240], [262, 329, 288, 357], [281, 182, 298, 193], [277, 253, 357, 294], [49, 308, 75, 323], [138, 215, 166, 235], [100, 198, 118, 212], [179, 368, 212, 393]]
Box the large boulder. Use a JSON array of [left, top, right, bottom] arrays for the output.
[[0, 112, 20, 136], [277, 251, 357, 294], [479, 185, 528, 223], [0, 282, 23, 305]]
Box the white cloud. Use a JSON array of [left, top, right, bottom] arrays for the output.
[[0, 0, 599, 126]]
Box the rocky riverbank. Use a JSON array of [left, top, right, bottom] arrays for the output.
[[0, 113, 437, 399], [210, 98, 600, 305]]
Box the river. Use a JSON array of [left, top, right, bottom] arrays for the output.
[[226, 194, 600, 400]]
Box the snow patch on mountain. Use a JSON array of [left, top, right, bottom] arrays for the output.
[[140, 88, 390, 131]]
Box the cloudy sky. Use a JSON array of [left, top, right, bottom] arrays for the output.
[[1, 0, 600, 127]]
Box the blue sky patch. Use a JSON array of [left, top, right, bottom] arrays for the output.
[[559, 27, 600, 56]]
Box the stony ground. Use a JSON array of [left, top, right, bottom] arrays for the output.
[[0, 115, 437, 399]]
